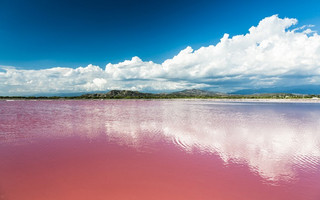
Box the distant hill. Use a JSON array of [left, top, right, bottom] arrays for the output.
[[170, 89, 226, 97], [1, 89, 319, 99], [233, 85, 320, 95], [79, 89, 306, 99], [16, 85, 320, 98], [81, 90, 154, 98], [80, 89, 227, 99]]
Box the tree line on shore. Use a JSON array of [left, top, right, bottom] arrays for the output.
[[1, 89, 319, 100]]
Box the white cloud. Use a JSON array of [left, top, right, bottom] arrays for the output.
[[1, 15, 320, 95]]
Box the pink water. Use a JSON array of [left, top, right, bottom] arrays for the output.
[[0, 100, 320, 200]]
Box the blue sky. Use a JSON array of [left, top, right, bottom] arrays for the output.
[[1, 0, 320, 95], [1, 0, 319, 69]]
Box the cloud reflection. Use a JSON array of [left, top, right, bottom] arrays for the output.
[[1, 100, 320, 183], [102, 101, 320, 182]]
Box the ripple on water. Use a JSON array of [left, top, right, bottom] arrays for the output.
[[1, 100, 320, 200]]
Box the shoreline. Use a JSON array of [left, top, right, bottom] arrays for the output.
[[1, 98, 320, 103]]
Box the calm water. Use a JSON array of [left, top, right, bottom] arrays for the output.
[[0, 100, 320, 200]]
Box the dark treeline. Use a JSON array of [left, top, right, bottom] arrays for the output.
[[1, 89, 320, 100]]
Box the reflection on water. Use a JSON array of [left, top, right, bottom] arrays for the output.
[[1, 100, 320, 199], [102, 101, 320, 182]]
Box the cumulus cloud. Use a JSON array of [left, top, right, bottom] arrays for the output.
[[1, 15, 320, 95]]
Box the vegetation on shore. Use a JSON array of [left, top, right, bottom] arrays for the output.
[[1, 89, 320, 100]]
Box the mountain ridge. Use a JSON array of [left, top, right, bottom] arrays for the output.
[[78, 89, 315, 99], [1, 89, 320, 99]]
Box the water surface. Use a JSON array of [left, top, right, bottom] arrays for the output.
[[0, 100, 320, 200]]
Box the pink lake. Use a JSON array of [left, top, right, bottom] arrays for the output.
[[0, 100, 320, 200]]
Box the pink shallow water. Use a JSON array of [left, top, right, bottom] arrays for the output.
[[0, 100, 320, 200]]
